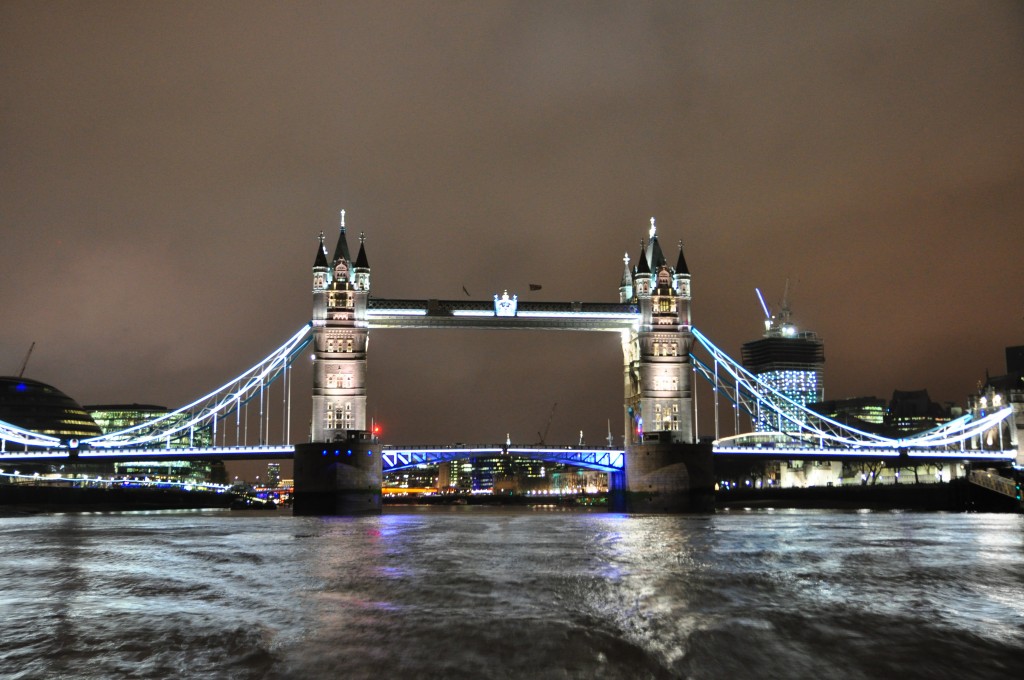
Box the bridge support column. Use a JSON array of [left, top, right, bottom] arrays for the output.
[[292, 433, 381, 515], [617, 437, 714, 512]]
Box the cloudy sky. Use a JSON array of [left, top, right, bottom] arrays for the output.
[[2, 2, 1022, 477]]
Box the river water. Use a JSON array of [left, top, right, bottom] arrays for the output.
[[1, 507, 1022, 679]]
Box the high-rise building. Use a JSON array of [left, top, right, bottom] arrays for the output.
[[266, 462, 281, 488], [87, 404, 221, 483], [741, 292, 824, 432]]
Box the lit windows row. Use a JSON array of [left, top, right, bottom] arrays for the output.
[[324, 336, 355, 353], [652, 342, 679, 357], [324, 373, 355, 389], [654, 403, 680, 430]]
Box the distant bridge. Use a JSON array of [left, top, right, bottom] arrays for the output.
[[379, 445, 626, 473]]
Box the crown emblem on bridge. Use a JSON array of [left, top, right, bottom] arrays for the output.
[[494, 290, 518, 317]]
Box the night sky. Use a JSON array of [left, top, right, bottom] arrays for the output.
[[3, 2, 1023, 480]]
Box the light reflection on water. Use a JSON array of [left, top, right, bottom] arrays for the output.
[[0, 507, 1021, 679]]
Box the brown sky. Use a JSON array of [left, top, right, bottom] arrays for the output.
[[2, 2, 1023, 479]]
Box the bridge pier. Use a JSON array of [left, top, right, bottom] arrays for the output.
[[614, 437, 714, 512], [292, 432, 381, 515]]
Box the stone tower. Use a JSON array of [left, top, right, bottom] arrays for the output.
[[622, 218, 694, 446], [311, 211, 371, 442]]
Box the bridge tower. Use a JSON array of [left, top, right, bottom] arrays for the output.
[[618, 218, 711, 512], [311, 211, 370, 442], [622, 218, 694, 446], [296, 211, 380, 515]]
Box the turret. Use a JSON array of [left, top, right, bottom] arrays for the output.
[[619, 253, 634, 303], [646, 217, 667, 271], [354, 232, 370, 292], [312, 231, 329, 324], [673, 240, 691, 301], [633, 239, 652, 298], [332, 210, 352, 287]]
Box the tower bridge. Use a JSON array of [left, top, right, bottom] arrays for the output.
[[1, 210, 1019, 513]]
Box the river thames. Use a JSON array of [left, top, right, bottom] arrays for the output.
[[1, 507, 1021, 679]]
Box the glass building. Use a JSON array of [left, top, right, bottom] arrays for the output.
[[741, 304, 824, 432], [86, 404, 223, 483]]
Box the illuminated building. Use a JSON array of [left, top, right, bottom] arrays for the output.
[[811, 396, 887, 429], [266, 462, 281, 488], [741, 297, 824, 432], [0, 376, 107, 476], [0, 377, 103, 441], [884, 390, 949, 434], [87, 404, 222, 483], [975, 344, 1024, 463]]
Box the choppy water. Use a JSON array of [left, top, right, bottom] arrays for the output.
[[1, 507, 1022, 680]]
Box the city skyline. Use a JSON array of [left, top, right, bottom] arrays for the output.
[[3, 2, 1023, 469]]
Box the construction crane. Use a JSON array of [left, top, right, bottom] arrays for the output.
[[18, 342, 35, 378], [536, 402, 557, 445]]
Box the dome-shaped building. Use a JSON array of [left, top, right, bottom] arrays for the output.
[[0, 376, 103, 441]]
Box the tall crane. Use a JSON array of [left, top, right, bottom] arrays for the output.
[[18, 342, 35, 378], [536, 402, 557, 445]]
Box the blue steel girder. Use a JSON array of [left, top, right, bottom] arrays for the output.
[[381, 446, 625, 473]]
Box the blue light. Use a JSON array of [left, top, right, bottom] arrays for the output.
[[15, 383, 26, 392]]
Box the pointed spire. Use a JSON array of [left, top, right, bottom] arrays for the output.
[[314, 231, 329, 268], [355, 231, 369, 268], [675, 239, 689, 275], [646, 216, 666, 269], [620, 252, 632, 286], [635, 239, 651, 275], [332, 209, 352, 264]]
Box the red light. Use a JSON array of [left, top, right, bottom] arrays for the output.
[[372, 424, 381, 436]]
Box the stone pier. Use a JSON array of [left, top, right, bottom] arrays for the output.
[[292, 432, 381, 515], [614, 436, 714, 512]]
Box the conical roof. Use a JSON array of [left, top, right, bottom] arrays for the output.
[[620, 254, 632, 287], [355, 233, 369, 268], [332, 210, 352, 264], [647, 235, 666, 270], [675, 242, 689, 275], [635, 241, 650, 275], [313, 233, 329, 268]]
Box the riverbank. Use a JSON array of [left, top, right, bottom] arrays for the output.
[[0, 483, 234, 513], [716, 478, 1020, 512]]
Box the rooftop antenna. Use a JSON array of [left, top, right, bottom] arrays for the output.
[[18, 342, 35, 378]]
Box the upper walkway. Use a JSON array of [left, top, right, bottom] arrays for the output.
[[366, 297, 638, 331]]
